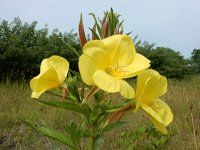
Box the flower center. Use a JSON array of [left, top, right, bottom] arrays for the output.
[[106, 63, 128, 78]]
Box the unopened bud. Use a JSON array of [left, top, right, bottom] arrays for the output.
[[92, 23, 96, 40], [79, 14, 87, 48], [114, 23, 119, 35], [102, 18, 109, 38]]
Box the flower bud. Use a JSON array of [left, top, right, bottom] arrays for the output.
[[102, 18, 109, 38], [79, 14, 87, 48]]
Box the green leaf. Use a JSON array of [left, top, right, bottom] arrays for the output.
[[46, 91, 63, 98], [102, 122, 127, 132], [19, 119, 37, 130], [70, 70, 82, 81], [89, 28, 100, 40], [37, 127, 74, 148], [126, 31, 132, 35], [65, 42, 80, 57], [107, 100, 132, 112], [119, 20, 124, 28], [20, 119, 74, 148], [37, 100, 85, 114], [89, 13, 102, 38]]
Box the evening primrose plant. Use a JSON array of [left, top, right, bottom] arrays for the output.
[[26, 9, 173, 150]]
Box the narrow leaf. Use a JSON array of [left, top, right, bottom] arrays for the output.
[[38, 127, 74, 148], [107, 100, 132, 112], [89, 28, 100, 40], [38, 100, 85, 114], [103, 122, 127, 132], [89, 13, 102, 38], [65, 42, 80, 57]]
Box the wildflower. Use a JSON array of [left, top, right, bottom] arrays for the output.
[[30, 56, 69, 99], [79, 35, 150, 99], [135, 69, 173, 134]]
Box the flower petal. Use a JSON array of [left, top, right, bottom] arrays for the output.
[[136, 69, 167, 104], [110, 53, 150, 78], [79, 41, 109, 85], [31, 90, 45, 99], [141, 99, 173, 126], [30, 68, 60, 98], [93, 70, 135, 99], [148, 115, 168, 134], [102, 35, 135, 66], [40, 56, 69, 81]]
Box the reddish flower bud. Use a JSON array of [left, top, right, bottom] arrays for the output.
[[92, 23, 96, 40], [79, 14, 87, 48], [114, 23, 119, 35], [102, 18, 109, 38]]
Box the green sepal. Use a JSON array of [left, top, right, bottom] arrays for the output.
[[89, 13, 102, 38], [89, 27, 100, 40]]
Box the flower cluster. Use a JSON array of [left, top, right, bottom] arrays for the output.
[[30, 34, 173, 135]]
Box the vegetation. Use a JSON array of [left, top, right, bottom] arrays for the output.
[[136, 41, 193, 78], [0, 76, 199, 149], [191, 49, 200, 73], [0, 17, 81, 80], [1, 7, 199, 149], [0, 18, 199, 80]]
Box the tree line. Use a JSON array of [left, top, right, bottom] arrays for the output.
[[0, 18, 199, 80]]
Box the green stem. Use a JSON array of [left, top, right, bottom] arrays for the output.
[[89, 137, 95, 150]]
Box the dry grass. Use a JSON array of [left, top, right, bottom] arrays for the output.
[[0, 76, 200, 149]]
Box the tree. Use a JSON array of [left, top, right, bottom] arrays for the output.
[[136, 41, 190, 78], [191, 49, 200, 73], [0, 18, 81, 80]]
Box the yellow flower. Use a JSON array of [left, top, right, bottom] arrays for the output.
[[135, 69, 173, 134], [79, 35, 150, 99], [30, 55, 69, 99]]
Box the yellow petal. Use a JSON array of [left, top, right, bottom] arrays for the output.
[[31, 90, 45, 99], [93, 70, 135, 99], [141, 99, 173, 126], [148, 115, 168, 134], [30, 68, 60, 98], [40, 56, 69, 81], [110, 53, 150, 78], [79, 41, 109, 85], [136, 69, 167, 104], [102, 35, 135, 66]]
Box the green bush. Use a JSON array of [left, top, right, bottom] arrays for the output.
[[136, 41, 191, 79], [0, 18, 196, 80], [0, 18, 81, 80], [191, 49, 200, 73]]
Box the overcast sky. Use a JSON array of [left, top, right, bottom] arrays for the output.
[[1, 0, 200, 58]]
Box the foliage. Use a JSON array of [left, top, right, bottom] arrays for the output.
[[136, 41, 191, 78], [1, 76, 200, 149], [0, 16, 198, 80], [191, 49, 200, 73], [24, 7, 173, 148], [0, 17, 81, 80]]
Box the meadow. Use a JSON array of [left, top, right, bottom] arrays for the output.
[[0, 76, 200, 150]]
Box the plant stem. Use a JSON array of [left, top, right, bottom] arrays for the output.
[[89, 137, 95, 150]]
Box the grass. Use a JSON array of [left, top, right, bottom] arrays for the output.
[[0, 76, 200, 149]]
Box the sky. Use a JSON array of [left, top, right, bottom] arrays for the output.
[[1, 0, 200, 58]]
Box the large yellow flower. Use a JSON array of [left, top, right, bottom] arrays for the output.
[[79, 35, 150, 99], [30, 55, 69, 99], [135, 69, 173, 134]]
